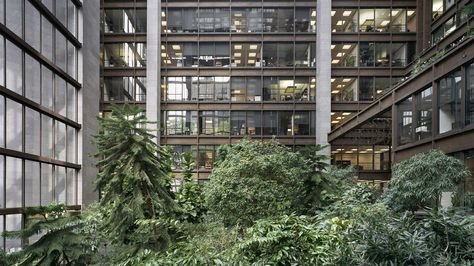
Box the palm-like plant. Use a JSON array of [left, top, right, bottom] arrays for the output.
[[2, 203, 91, 266], [94, 104, 176, 249]]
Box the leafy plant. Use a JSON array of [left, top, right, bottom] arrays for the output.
[[381, 149, 469, 212], [2, 203, 92, 266], [175, 152, 207, 223], [205, 139, 311, 227]]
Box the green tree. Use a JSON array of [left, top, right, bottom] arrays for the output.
[[175, 152, 207, 223], [205, 139, 311, 227], [381, 149, 470, 212], [2, 203, 92, 266], [94, 104, 175, 250]]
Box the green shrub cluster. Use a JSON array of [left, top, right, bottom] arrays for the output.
[[2, 105, 473, 265]]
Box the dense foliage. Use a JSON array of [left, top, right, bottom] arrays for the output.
[[3, 106, 473, 265], [205, 139, 312, 227], [382, 149, 470, 212]]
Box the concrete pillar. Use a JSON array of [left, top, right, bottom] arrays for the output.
[[146, 0, 161, 143], [316, 0, 332, 155], [79, 0, 101, 205]]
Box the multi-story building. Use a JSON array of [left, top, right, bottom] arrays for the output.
[[102, 0, 332, 180], [329, 0, 474, 190], [0, 0, 99, 252]]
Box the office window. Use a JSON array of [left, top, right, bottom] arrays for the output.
[[6, 99, 22, 152], [103, 77, 145, 102], [359, 9, 375, 32], [375, 77, 391, 99], [198, 146, 214, 170], [392, 43, 407, 67], [263, 43, 294, 67], [331, 43, 358, 67], [198, 77, 214, 101], [5, 157, 22, 208], [198, 43, 230, 67], [103, 43, 146, 68], [67, 41, 76, 79], [331, 77, 357, 101], [263, 8, 293, 32], [391, 9, 406, 32], [41, 163, 53, 205], [359, 42, 374, 67], [5, 214, 21, 252], [278, 111, 293, 136], [407, 9, 416, 32], [263, 111, 278, 135], [25, 161, 40, 207], [433, 0, 443, 19], [165, 111, 198, 135], [214, 77, 230, 101], [163, 43, 198, 67], [231, 8, 262, 33], [164, 76, 195, 101], [231, 112, 246, 135], [166, 8, 198, 33], [199, 8, 230, 32], [295, 8, 311, 32], [25, 108, 41, 155], [56, 0, 67, 26], [375, 9, 391, 32], [398, 97, 413, 145], [25, 55, 41, 104], [6, 0, 22, 37], [439, 70, 462, 134], [0, 157, 3, 207], [415, 87, 433, 140], [359, 77, 374, 101], [294, 77, 311, 101], [294, 112, 311, 135], [25, 1, 40, 51], [0, 36, 4, 87], [295, 43, 314, 67], [467, 63, 474, 125], [247, 77, 262, 102], [247, 111, 261, 135], [232, 43, 262, 67], [199, 111, 229, 135], [263, 43, 277, 67], [375, 43, 390, 67], [6, 41, 22, 95], [331, 9, 357, 32], [104, 9, 146, 33], [230, 77, 245, 102]]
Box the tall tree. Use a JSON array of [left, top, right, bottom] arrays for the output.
[[94, 104, 175, 249]]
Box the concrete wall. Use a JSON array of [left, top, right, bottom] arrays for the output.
[[316, 0, 332, 155], [79, 0, 101, 206], [146, 0, 161, 142]]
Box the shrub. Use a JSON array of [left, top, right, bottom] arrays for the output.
[[381, 149, 469, 212], [204, 139, 312, 227]]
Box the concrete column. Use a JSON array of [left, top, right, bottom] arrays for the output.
[[78, 0, 100, 206], [316, 0, 332, 155], [147, 1, 161, 144]]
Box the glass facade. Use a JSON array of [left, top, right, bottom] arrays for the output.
[[0, 0, 81, 252]]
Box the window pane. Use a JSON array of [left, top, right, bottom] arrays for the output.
[[359, 77, 374, 101], [66, 168, 76, 205], [231, 43, 262, 67], [467, 63, 474, 125], [67, 84, 76, 121], [41, 163, 53, 205], [263, 111, 278, 135], [214, 76, 230, 101], [331, 43, 358, 67], [375, 9, 391, 32], [0, 96, 4, 148], [55, 121, 67, 161], [5, 214, 21, 253], [42, 66, 54, 109], [295, 8, 310, 32], [375, 43, 390, 67], [359, 42, 374, 66], [25, 55, 41, 103], [6, 99, 22, 151], [55, 77, 67, 116], [439, 71, 462, 133], [25, 1, 41, 51], [6, 41, 22, 95], [6, 0, 22, 37], [0, 156, 4, 208], [415, 87, 433, 140], [25, 108, 41, 155], [5, 156, 22, 208], [332, 77, 357, 101], [398, 97, 413, 145], [25, 161, 41, 207], [359, 9, 375, 32], [55, 166, 66, 203], [41, 115, 53, 158], [67, 126, 76, 163], [67, 41, 76, 78], [391, 9, 406, 32], [42, 18, 53, 61], [295, 43, 312, 67], [278, 43, 293, 67], [247, 77, 262, 102], [165, 111, 198, 135], [67, 1, 77, 36], [231, 111, 246, 135], [331, 9, 358, 32], [231, 77, 245, 102], [263, 43, 277, 67], [247, 111, 261, 135], [391, 43, 407, 67], [278, 111, 293, 135]]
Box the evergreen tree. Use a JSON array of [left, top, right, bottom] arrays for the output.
[[94, 104, 176, 250]]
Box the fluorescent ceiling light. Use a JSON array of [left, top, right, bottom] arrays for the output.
[[248, 60, 255, 64], [380, 20, 390, 26], [336, 52, 345, 57], [407, 10, 415, 16], [161, 11, 166, 17], [234, 53, 241, 57], [331, 59, 340, 64], [342, 45, 352, 49], [249, 53, 257, 57], [331, 112, 335, 115], [331, 90, 340, 94], [161, 53, 167, 57], [249, 45, 258, 50], [172, 45, 181, 50], [342, 112, 351, 116], [234, 45, 242, 49], [343, 11, 352, 16], [331, 11, 336, 16], [331, 45, 336, 49], [336, 20, 345, 25], [311, 11, 316, 17], [331, 120, 340, 124], [331, 78, 335, 82], [342, 78, 351, 82], [391, 10, 400, 16]]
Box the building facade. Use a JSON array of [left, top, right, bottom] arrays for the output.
[[329, 0, 474, 189], [0, 0, 99, 252]]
